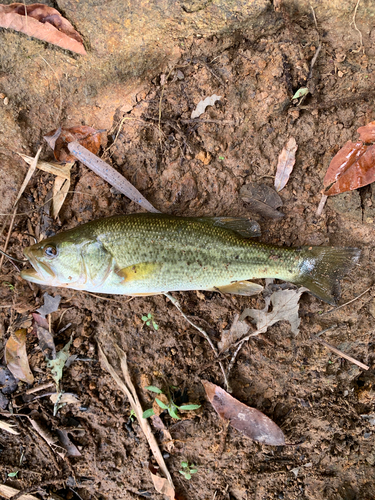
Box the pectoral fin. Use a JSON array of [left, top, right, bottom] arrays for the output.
[[198, 217, 261, 238], [210, 281, 264, 296], [116, 262, 163, 282]]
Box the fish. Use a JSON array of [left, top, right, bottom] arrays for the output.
[[20, 214, 361, 304]]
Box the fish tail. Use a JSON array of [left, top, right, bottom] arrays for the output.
[[294, 246, 361, 305]]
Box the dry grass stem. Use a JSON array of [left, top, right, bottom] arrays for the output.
[[320, 286, 373, 316], [314, 336, 369, 370]]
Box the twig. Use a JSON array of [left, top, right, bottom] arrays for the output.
[[8, 477, 67, 500], [351, 0, 364, 54], [319, 285, 373, 316], [164, 292, 230, 391], [180, 118, 238, 125], [313, 335, 369, 370], [98, 344, 175, 493], [0, 208, 17, 270], [316, 193, 328, 217]]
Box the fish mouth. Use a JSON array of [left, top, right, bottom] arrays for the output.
[[21, 247, 56, 285]]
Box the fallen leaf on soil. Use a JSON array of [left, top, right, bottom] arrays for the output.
[[0, 419, 19, 435], [28, 414, 65, 458], [0, 484, 39, 500], [33, 313, 56, 360], [18, 153, 72, 180], [50, 392, 80, 405], [0, 365, 18, 394], [240, 183, 284, 218], [292, 87, 309, 100], [5, 329, 34, 384], [218, 313, 250, 352], [67, 141, 160, 213], [357, 120, 375, 143], [150, 414, 174, 452], [191, 94, 221, 119], [36, 292, 61, 317], [323, 140, 375, 196], [0, 3, 86, 55], [202, 380, 285, 446], [47, 336, 72, 389], [13, 146, 42, 207], [240, 287, 308, 335], [44, 126, 102, 163], [56, 429, 82, 457], [274, 137, 298, 192], [149, 464, 175, 500]]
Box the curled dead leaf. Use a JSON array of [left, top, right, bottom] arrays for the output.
[[202, 380, 285, 446], [274, 137, 298, 192], [0, 3, 86, 55], [240, 183, 284, 219], [5, 329, 34, 384], [44, 126, 102, 163], [149, 464, 175, 500], [357, 121, 375, 143]]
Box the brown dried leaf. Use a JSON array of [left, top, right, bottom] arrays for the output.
[[0, 3, 86, 55], [32, 312, 56, 360], [323, 141, 375, 196], [18, 153, 72, 180], [5, 329, 34, 384], [357, 121, 375, 143], [202, 380, 285, 446], [149, 465, 175, 500], [274, 137, 298, 192], [218, 314, 250, 352], [44, 126, 102, 163], [52, 176, 71, 218], [56, 429, 81, 457], [0, 484, 39, 500], [240, 183, 284, 219]]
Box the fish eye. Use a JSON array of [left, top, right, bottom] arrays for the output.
[[44, 245, 58, 258]]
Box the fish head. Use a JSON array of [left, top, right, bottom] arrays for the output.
[[21, 233, 86, 288]]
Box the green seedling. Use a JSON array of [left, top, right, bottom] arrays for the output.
[[218, 156, 225, 160], [2, 281, 15, 291], [142, 385, 200, 420], [179, 461, 198, 480], [8, 471, 18, 478], [129, 409, 136, 421], [142, 313, 159, 330]]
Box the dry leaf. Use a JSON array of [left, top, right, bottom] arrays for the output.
[[218, 314, 250, 352], [0, 365, 18, 394], [33, 313, 56, 360], [56, 429, 81, 457], [44, 126, 102, 163], [357, 120, 375, 143], [274, 137, 298, 192], [5, 329, 34, 384], [36, 292, 61, 317], [50, 392, 80, 405], [149, 465, 175, 500], [28, 414, 66, 458], [0, 419, 19, 435], [191, 94, 221, 119], [240, 287, 307, 335], [0, 484, 39, 500], [18, 154, 72, 179], [240, 183, 284, 219], [323, 140, 375, 196], [0, 3, 86, 55], [47, 337, 72, 389], [52, 176, 70, 218], [202, 380, 285, 446]]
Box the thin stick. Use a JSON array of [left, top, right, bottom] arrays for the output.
[[316, 193, 328, 217], [98, 344, 175, 492], [0, 208, 17, 270], [14, 146, 42, 207], [314, 336, 369, 370], [320, 286, 373, 316], [164, 292, 230, 391], [352, 0, 364, 54]]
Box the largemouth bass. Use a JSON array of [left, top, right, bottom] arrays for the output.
[[20, 214, 360, 304]]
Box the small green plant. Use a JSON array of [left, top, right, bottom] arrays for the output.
[[179, 461, 198, 480], [142, 386, 200, 420], [218, 156, 225, 160], [2, 281, 15, 291], [129, 409, 136, 421], [141, 313, 159, 330], [8, 471, 18, 478]]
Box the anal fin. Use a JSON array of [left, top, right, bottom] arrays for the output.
[[209, 281, 263, 296]]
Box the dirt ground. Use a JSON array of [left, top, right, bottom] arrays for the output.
[[1, 4, 375, 500]]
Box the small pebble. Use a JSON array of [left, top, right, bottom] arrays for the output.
[[73, 337, 83, 348]]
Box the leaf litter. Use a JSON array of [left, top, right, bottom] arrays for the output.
[[202, 380, 285, 446], [5, 329, 34, 384], [240, 286, 308, 335], [33, 313, 56, 360], [44, 126, 102, 163], [274, 137, 298, 192], [191, 94, 221, 119], [240, 183, 284, 219], [0, 3, 86, 55], [0, 419, 19, 435], [36, 292, 61, 318]]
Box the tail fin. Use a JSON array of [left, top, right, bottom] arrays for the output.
[[294, 246, 361, 305]]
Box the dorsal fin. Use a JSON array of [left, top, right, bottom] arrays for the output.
[[198, 217, 261, 238]]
